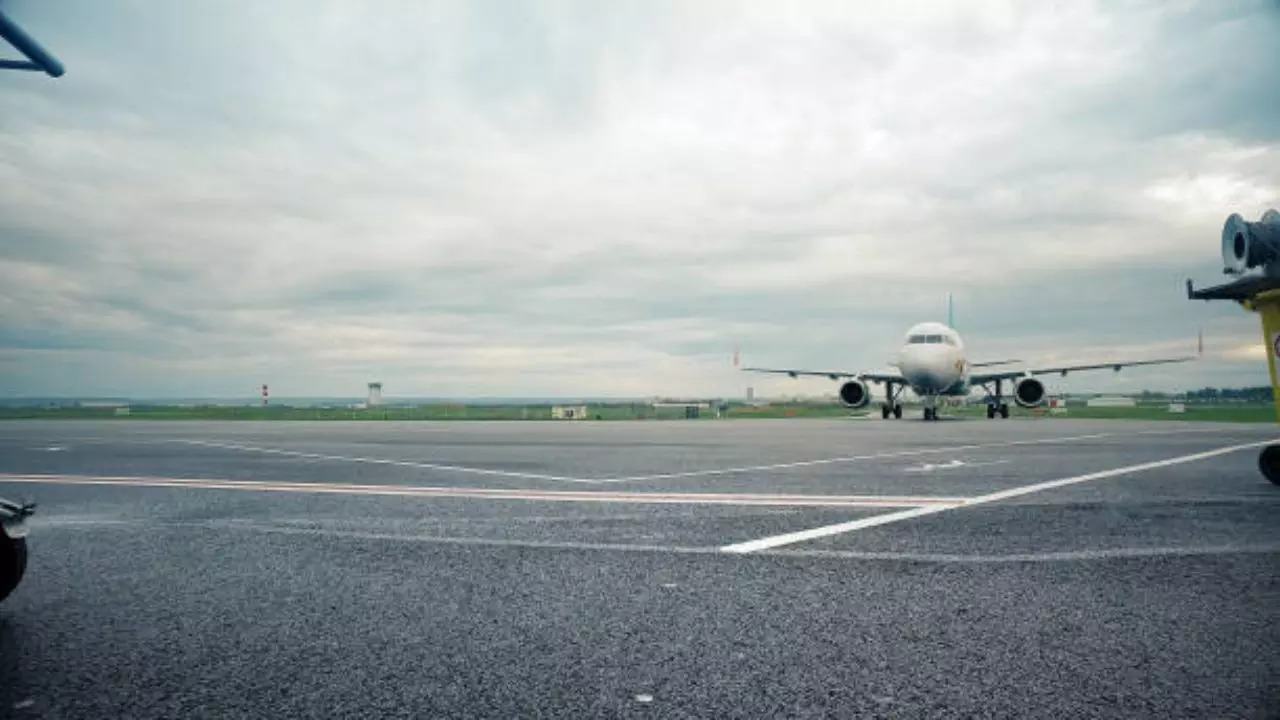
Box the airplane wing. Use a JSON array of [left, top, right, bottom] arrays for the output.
[[969, 355, 1196, 384], [970, 359, 1022, 368], [739, 367, 906, 384]]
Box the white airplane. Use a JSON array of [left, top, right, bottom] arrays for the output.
[[741, 320, 1198, 421]]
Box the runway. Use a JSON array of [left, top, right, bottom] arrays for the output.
[[1, 418, 1278, 718]]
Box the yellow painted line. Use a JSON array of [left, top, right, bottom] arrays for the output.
[[0, 473, 967, 508]]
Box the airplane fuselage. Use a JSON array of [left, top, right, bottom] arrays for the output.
[[896, 321, 969, 398]]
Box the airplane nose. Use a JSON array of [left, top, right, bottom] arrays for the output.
[[901, 346, 961, 390]]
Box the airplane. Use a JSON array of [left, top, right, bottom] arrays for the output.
[[740, 306, 1199, 421]]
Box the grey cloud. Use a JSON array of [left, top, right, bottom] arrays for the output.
[[0, 0, 1277, 397]]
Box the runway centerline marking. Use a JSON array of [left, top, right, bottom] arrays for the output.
[[0, 473, 967, 508], [720, 438, 1278, 553], [168, 431, 1138, 484]]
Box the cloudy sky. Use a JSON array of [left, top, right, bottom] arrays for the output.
[[1, 0, 1277, 400]]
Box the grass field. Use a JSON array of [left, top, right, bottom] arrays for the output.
[[1, 402, 1274, 423]]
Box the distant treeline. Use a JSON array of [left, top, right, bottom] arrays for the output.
[[1139, 387, 1274, 402]]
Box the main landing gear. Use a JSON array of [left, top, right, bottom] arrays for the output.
[[880, 403, 903, 419], [979, 379, 1011, 420]]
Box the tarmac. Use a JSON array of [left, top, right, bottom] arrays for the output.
[[0, 418, 1277, 718]]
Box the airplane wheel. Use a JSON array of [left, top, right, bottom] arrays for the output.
[[1259, 445, 1280, 486], [893, 405, 903, 420], [986, 405, 995, 419], [999, 404, 1010, 419], [0, 536, 27, 603], [881, 404, 890, 419]]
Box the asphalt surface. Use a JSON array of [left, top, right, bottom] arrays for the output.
[[0, 418, 1277, 718]]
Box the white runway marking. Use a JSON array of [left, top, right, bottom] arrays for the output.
[[170, 431, 1134, 484], [96, 520, 1280, 565], [761, 544, 1280, 563], [599, 432, 1118, 482], [172, 439, 597, 483], [903, 459, 1010, 473], [720, 439, 1278, 553], [0, 473, 966, 508]]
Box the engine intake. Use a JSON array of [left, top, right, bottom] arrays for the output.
[[1013, 371, 1044, 407], [838, 379, 870, 409], [1014, 377, 1046, 408], [1222, 209, 1280, 275]]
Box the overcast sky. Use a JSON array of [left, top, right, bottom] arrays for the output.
[[1, 0, 1277, 400]]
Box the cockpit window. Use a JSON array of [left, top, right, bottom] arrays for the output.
[[908, 334, 954, 345]]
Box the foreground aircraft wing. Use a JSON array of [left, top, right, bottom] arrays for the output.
[[740, 367, 905, 384], [969, 355, 1196, 385]]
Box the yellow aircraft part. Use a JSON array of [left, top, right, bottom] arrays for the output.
[[1243, 289, 1280, 423]]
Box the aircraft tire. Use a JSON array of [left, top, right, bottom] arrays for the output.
[[999, 404, 1010, 419], [986, 405, 995, 419], [892, 405, 903, 420], [881, 405, 890, 419], [0, 536, 27, 603], [1258, 445, 1280, 486]]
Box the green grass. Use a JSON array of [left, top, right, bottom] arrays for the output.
[[949, 403, 1277, 423], [0, 403, 731, 422]]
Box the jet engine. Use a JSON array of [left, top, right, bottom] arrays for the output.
[[1013, 377, 1046, 408], [838, 379, 871, 409], [1222, 209, 1280, 275]]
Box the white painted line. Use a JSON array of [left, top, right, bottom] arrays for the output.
[[720, 439, 1278, 553], [203, 520, 715, 554], [167, 433, 1121, 485], [0, 473, 967, 508], [757, 544, 1280, 563], [133, 428, 1262, 486], [171, 439, 598, 484], [904, 459, 1009, 473], [601, 432, 1120, 482], [139, 520, 1280, 563]]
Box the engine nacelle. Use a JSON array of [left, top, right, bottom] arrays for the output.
[[838, 379, 870, 409], [1014, 377, 1046, 408], [1222, 209, 1280, 275]]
